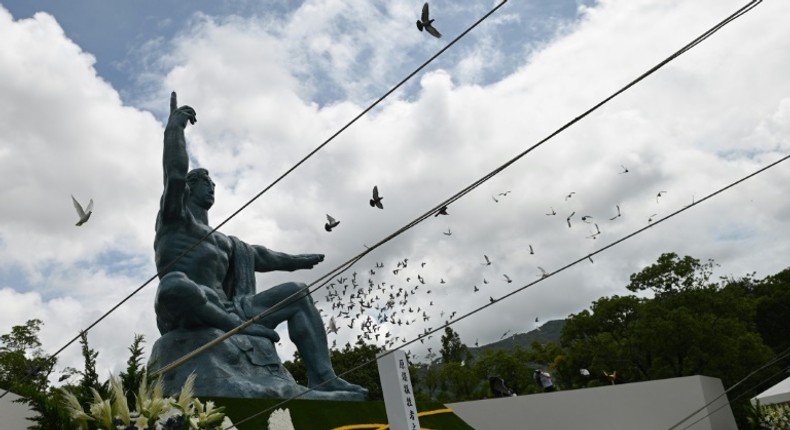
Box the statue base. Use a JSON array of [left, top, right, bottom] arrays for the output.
[[148, 327, 366, 401]]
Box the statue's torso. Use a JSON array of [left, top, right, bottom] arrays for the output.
[[155, 215, 233, 298]]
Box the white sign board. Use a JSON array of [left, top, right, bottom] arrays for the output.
[[377, 350, 420, 430]]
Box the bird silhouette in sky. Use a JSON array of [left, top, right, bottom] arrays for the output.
[[416, 2, 442, 38], [648, 214, 658, 223], [503, 274, 512, 283], [434, 205, 449, 217], [529, 244, 534, 255], [443, 228, 452, 236], [474, 285, 480, 292], [619, 165, 629, 174], [581, 215, 593, 223], [566, 211, 575, 228], [492, 195, 499, 203], [565, 192, 576, 200], [609, 205, 621, 220], [537, 267, 548, 278], [71, 195, 94, 226], [498, 191, 512, 197], [482, 255, 492, 266], [369, 185, 383, 209], [325, 214, 340, 232], [489, 296, 496, 303], [546, 207, 556, 216], [656, 191, 668, 203]]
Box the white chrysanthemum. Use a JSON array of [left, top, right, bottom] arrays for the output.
[[268, 408, 295, 430]]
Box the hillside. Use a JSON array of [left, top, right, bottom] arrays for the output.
[[468, 319, 565, 358]]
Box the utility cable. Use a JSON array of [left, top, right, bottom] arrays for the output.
[[153, 0, 763, 381], [227, 150, 789, 428], [671, 346, 790, 430]]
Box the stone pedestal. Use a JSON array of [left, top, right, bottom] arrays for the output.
[[148, 327, 364, 400]]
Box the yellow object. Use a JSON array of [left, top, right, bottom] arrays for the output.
[[331, 408, 454, 430]]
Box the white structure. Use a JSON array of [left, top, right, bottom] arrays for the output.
[[448, 375, 736, 430], [752, 376, 790, 406], [377, 350, 420, 430], [0, 390, 37, 428]]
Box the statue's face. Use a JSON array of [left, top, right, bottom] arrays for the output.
[[190, 175, 215, 209]]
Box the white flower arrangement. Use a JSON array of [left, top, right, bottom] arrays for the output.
[[751, 402, 790, 430], [61, 372, 236, 430], [267, 408, 295, 430]]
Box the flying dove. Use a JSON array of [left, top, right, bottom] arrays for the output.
[[369, 185, 383, 209], [325, 214, 340, 232], [71, 195, 94, 226], [416, 2, 442, 38]]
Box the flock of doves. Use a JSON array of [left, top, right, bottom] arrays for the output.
[[318, 162, 679, 356]]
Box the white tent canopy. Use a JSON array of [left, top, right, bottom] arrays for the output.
[[752, 376, 790, 406]]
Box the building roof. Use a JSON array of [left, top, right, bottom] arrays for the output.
[[752, 376, 790, 406]]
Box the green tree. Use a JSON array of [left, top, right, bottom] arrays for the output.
[[284, 340, 385, 400], [562, 254, 779, 428], [626, 252, 715, 296], [474, 348, 532, 395], [438, 361, 478, 402], [118, 334, 146, 408], [439, 326, 469, 364], [74, 331, 108, 411], [753, 268, 790, 354], [0, 319, 54, 391]]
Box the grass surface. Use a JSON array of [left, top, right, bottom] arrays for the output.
[[205, 397, 475, 430]]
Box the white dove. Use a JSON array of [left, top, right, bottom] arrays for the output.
[[71, 195, 94, 226], [327, 316, 339, 334]]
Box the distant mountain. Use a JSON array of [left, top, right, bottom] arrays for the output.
[[468, 319, 565, 358]]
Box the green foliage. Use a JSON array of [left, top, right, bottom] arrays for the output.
[[329, 340, 385, 400], [119, 334, 146, 408], [74, 331, 109, 411], [563, 253, 781, 428], [753, 268, 790, 354], [439, 326, 469, 364], [0, 319, 54, 391], [626, 252, 716, 295], [437, 362, 478, 401], [284, 339, 385, 400], [747, 401, 790, 429]]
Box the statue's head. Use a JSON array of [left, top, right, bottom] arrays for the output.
[[186, 168, 215, 209]]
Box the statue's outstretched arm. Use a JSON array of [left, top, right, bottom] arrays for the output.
[[253, 245, 324, 272], [160, 92, 196, 224]]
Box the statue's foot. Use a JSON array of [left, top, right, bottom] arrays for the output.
[[310, 376, 369, 396]]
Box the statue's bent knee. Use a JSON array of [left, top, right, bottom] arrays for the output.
[[155, 272, 210, 333]]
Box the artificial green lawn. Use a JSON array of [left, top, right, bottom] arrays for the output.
[[205, 397, 475, 430]]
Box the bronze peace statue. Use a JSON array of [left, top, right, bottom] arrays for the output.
[[147, 92, 367, 400]]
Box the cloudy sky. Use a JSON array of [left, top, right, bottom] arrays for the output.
[[1, 0, 788, 384]]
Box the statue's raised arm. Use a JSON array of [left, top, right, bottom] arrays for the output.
[[159, 92, 197, 226]]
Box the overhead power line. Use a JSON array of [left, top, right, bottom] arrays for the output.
[[670, 345, 790, 430], [153, 0, 765, 382]]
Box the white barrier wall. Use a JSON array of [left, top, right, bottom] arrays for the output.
[[448, 375, 736, 430], [0, 391, 38, 429]]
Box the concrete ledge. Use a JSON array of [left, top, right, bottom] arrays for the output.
[[0, 390, 37, 429], [448, 375, 736, 430]]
